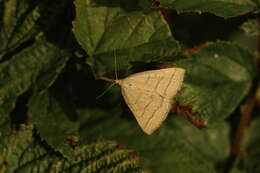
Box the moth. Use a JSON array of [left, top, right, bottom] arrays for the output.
[[100, 68, 185, 134]]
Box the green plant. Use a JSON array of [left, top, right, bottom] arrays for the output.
[[0, 0, 259, 172]]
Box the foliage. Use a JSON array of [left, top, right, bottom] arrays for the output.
[[241, 19, 260, 36], [0, 0, 259, 172]]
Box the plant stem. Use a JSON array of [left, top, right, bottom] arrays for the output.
[[223, 18, 260, 173]]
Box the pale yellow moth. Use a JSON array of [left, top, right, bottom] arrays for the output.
[[100, 67, 185, 134]]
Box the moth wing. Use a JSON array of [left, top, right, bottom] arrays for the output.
[[121, 85, 171, 134], [120, 68, 185, 134]]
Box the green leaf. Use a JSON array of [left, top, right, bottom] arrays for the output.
[[0, 0, 40, 56], [0, 120, 12, 155], [79, 107, 230, 172], [0, 124, 43, 173], [157, 0, 256, 18], [176, 41, 256, 125], [241, 19, 260, 36], [0, 0, 72, 59], [251, 0, 260, 5], [69, 140, 149, 173], [238, 117, 260, 173], [73, 0, 180, 76], [173, 118, 230, 162], [0, 36, 69, 142], [0, 125, 148, 173], [28, 88, 79, 160]]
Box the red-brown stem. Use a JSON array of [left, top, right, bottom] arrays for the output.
[[171, 101, 206, 129], [224, 66, 259, 173], [182, 110, 206, 129], [224, 18, 260, 173]]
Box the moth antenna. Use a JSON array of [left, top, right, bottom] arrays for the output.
[[96, 82, 116, 100], [114, 49, 118, 80], [95, 50, 119, 100]]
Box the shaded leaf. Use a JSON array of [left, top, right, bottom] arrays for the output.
[[157, 0, 256, 18], [238, 117, 260, 173], [73, 0, 180, 77], [28, 88, 79, 159], [251, 0, 260, 5], [0, 124, 44, 173], [173, 118, 230, 162], [176, 41, 256, 125], [0, 0, 71, 58], [0, 120, 12, 155], [0, 124, 148, 173], [241, 19, 260, 36], [79, 107, 230, 172], [0, 36, 69, 145], [0, 0, 40, 57]]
